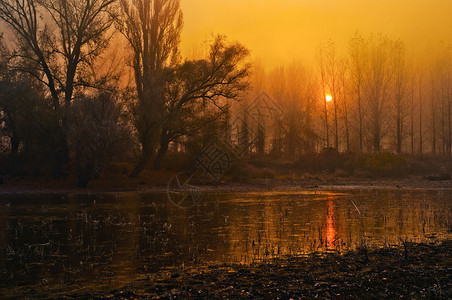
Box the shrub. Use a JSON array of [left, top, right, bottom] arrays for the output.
[[295, 148, 345, 173], [354, 152, 406, 177], [295, 149, 406, 177], [67, 93, 131, 187]]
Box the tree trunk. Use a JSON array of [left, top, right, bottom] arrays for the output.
[[130, 135, 154, 178], [357, 87, 363, 152], [130, 154, 151, 178], [411, 84, 414, 155], [10, 133, 20, 155], [419, 83, 423, 155], [432, 99, 436, 155], [153, 133, 170, 170], [397, 108, 402, 154], [343, 85, 350, 152], [448, 100, 451, 156], [324, 92, 329, 148], [333, 89, 339, 150], [52, 125, 70, 179]]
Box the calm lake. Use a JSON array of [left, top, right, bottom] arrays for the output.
[[0, 189, 451, 297]]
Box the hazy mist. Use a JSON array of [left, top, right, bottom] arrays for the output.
[[181, 0, 452, 67]]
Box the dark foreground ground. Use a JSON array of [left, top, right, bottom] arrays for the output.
[[60, 240, 452, 299]]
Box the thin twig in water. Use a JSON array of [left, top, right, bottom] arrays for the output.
[[350, 198, 368, 262], [350, 199, 361, 215]]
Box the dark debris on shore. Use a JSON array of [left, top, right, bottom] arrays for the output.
[[62, 240, 452, 299]]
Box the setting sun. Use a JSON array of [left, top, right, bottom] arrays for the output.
[[326, 95, 333, 102], [180, 0, 452, 67]]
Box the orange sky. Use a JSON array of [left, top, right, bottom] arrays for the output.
[[180, 0, 452, 67]]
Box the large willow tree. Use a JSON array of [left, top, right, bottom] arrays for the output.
[[117, 0, 250, 176]]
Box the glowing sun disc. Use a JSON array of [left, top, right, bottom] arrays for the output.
[[326, 95, 333, 102]]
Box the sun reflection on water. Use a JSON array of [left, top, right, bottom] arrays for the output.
[[325, 197, 338, 249]]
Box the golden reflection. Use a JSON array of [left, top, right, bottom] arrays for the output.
[[325, 197, 337, 249]]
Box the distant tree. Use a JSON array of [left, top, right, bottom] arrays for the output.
[[408, 62, 415, 155], [348, 33, 366, 151], [117, 0, 250, 175], [338, 58, 351, 152], [427, 56, 438, 155], [438, 45, 452, 157], [391, 40, 408, 154], [267, 66, 286, 155], [325, 41, 340, 150], [447, 47, 452, 157], [363, 34, 394, 152], [250, 59, 267, 97], [268, 63, 318, 157], [317, 42, 330, 148], [317, 40, 341, 150], [425, 44, 451, 156], [418, 67, 424, 155]]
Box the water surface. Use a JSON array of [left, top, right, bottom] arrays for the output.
[[0, 189, 450, 296]]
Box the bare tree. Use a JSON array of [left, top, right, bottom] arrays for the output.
[[317, 42, 330, 148], [363, 34, 394, 152], [0, 0, 117, 174], [0, 0, 116, 107], [408, 60, 419, 156], [392, 40, 408, 154], [448, 46, 452, 157], [424, 44, 452, 156], [426, 45, 443, 155], [325, 41, 340, 150], [418, 67, 424, 155], [338, 58, 351, 152], [349, 33, 366, 152], [438, 45, 452, 157], [267, 63, 318, 157]]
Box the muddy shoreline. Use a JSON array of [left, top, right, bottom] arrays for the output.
[[56, 240, 451, 299], [1, 175, 451, 195]]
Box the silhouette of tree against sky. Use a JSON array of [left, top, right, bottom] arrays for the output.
[[117, 0, 250, 176]]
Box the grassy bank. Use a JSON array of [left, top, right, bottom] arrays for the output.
[[2, 150, 452, 193], [1, 170, 451, 195]]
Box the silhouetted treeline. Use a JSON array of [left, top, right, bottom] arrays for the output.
[[0, 0, 249, 186], [0, 1, 450, 186], [238, 33, 451, 159]]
